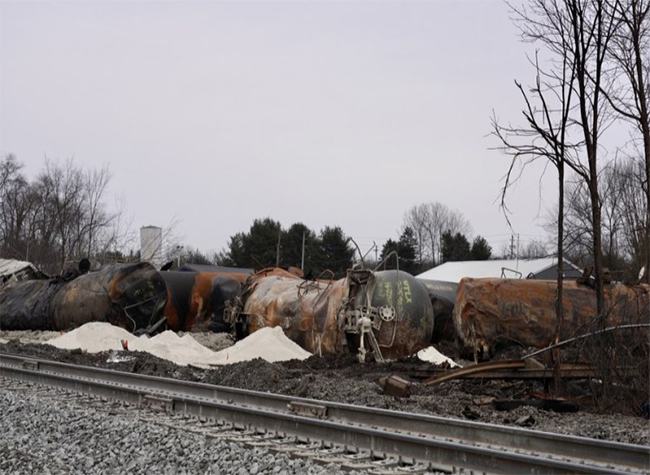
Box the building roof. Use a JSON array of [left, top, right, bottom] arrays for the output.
[[0, 258, 36, 276], [416, 257, 581, 283], [0, 258, 44, 282]]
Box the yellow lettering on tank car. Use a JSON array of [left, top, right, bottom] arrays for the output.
[[403, 280, 413, 304]]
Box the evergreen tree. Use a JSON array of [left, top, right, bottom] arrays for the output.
[[219, 220, 355, 277], [441, 231, 472, 262], [218, 232, 245, 267], [379, 238, 399, 265], [280, 222, 318, 270], [317, 226, 355, 278], [219, 218, 281, 268], [245, 218, 282, 268], [470, 236, 492, 260], [397, 227, 418, 274], [379, 227, 419, 275], [184, 247, 212, 265]]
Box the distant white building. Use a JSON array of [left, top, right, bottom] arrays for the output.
[[417, 257, 582, 284], [140, 226, 163, 270]]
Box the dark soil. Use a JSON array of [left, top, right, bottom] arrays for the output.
[[1, 339, 648, 445]]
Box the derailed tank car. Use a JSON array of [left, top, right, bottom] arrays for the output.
[[225, 268, 434, 361], [453, 278, 650, 357], [161, 270, 245, 332], [417, 278, 458, 343], [0, 262, 167, 332]]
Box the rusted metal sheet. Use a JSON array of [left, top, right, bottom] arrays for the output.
[[418, 279, 457, 343], [423, 360, 526, 386], [400, 361, 634, 382], [412, 361, 638, 384], [0, 262, 167, 332], [161, 271, 245, 332], [453, 278, 650, 356], [227, 268, 434, 360], [378, 375, 412, 397]]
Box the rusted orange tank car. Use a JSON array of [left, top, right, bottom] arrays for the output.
[[225, 268, 434, 361], [454, 278, 650, 356]]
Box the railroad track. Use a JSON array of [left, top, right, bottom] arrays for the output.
[[0, 352, 648, 474]]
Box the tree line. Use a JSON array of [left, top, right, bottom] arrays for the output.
[[211, 201, 494, 279], [549, 159, 646, 281], [1, 154, 493, 279], [3, 149, 643, 284], [377, 202, 493, 276], [0, 151, 548, 280], [0, 155, 130, 274]]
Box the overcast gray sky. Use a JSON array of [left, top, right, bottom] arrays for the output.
[[1, 0, 558, 257]]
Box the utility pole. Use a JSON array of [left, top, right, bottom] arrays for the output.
[[276, 231, 281, 267], [301, 231, 306, 270], [516, 234, 520, 260], [176, 245, 183, 269]]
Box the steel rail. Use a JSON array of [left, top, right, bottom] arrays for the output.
[[0, 352, 647, 474]]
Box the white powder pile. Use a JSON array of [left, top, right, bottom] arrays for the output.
[[417, 346, 460, 367], [140, 331, 221, 367], [48, 322, 134, 353], [45, 322, 311, 367], [211, 326, 312, 364], [0, 338, 7, 345]]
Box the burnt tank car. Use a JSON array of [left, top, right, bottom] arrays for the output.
[[161, 270, 245, 332], [225, 268, 434, 361], [454, 278, 650, 356], [0, 262, 167, 332], [417, 278, 458, 343]]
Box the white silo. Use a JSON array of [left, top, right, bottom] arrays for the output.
[[140, 226, 163, 269]]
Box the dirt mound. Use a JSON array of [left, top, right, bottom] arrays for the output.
[[294, 352, 359, 371], [201, 358, 297, 393]]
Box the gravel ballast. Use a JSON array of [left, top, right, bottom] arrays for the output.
[[0, 382, 355, 475]]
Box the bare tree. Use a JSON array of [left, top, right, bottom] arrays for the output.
[[556, 158, 647, 278], [403, 202, 472, 268], [561, 178, 596, 263], [0, 154, 21, 194], [38, 159, 86, 271], [492, 0, 622, 390], [82, 165, 112, 257], [0, 155, 25, 255], [615, 158, 648, 275], [402, 204, 428, 270], [496, 0, 621, 326], [93, 196, 137, 267], [570, 0, 620, 316], [520, 239, 551, 258], [602, 0, 650, 281], [0, 156, 131, 273], [493, 51, 575, 390]]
